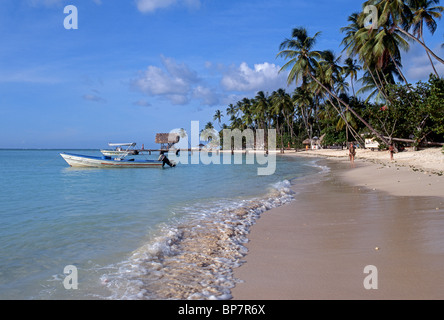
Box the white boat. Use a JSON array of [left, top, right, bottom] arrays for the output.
[[100, 143, 140, 156], [60, 150, 175, 168]]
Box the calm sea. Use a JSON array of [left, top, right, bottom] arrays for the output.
[[0, 149, 325, 299]]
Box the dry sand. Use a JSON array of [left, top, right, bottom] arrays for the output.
[[231, 148, 444, 300]]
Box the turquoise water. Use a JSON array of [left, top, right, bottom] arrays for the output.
[[0, 149, 324, 299]]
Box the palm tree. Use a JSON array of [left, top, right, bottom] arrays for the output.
[[321, 50, 344, 89], [341, 8, 408, 99], [253, 91, 269, 130], [341, 12, 363, 53], [336, 107, 357, 141], [178, 128, 190, 150], [204, 122, 214, 130], [239, 98, 254, 130], [213, 109, 223, 128], [252, 91, 270, 150], [277, 27, 323, 86], [272, 88, 294, 147], [270, 91, 285, 153], [373, 23, 410, 83], [409, 0, 444, 76], [201, 121, 216, 144], [292, 86, 314, 141], [226, 103, 237, 118], [365, 0, 444, 65], [278, 27, 392, 147], [343, 57, 362, 96]]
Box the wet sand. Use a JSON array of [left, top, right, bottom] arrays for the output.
[[231, 158, 444, 299]]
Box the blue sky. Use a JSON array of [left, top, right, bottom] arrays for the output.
[[0, 0, 443, 149]]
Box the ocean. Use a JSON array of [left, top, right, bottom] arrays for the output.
[[0, 149, 326, 300]]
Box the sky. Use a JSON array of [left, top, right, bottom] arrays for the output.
[[0, 0, 443, 149]]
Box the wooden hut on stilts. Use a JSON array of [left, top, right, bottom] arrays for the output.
[[155, 133, 180, 151]]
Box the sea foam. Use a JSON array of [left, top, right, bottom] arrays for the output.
[[100, 179, 295, 300]]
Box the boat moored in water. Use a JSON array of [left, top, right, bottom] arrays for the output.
[[100, 143, 140, 156], [60, 152, 176, 168]]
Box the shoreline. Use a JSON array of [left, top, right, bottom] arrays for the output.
[[281, 147, 444, 176], [231, 150, 444, 299]]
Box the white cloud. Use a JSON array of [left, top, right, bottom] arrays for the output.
[[131, 56, 199, 105], [221, 62, 289, 93], [401, 43, 444, 82], [135, 0, 200, 13], [131, 58, 294, 107], [193, 85, 219, 106], [160, 55, 199, 83], [133, 66, 189, 96]]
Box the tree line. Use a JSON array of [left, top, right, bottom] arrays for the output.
[[206, 0, 444, 152]]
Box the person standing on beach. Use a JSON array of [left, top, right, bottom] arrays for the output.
[[389, 143, 395, 161], [349, 142, 356, 167]]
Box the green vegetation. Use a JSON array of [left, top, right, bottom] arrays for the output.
[[207, 0, 444, 151]]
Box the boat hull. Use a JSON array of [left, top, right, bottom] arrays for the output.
[[60, 153, 164, 168]]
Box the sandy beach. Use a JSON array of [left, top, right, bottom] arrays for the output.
[[231, 148, 444, 300]]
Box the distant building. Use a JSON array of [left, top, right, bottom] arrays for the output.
[[303, 134, 325, 150]]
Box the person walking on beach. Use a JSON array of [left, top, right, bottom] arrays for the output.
[[349, 142, 356, 168], [389, 143, 395, 161]]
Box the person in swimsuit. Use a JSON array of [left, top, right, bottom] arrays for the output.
[[349, 142, 356, 167], [389, 143, 395, 161]]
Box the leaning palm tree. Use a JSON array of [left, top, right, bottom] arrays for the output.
[[365, 0, 444, 64], [278, 27, 392, 147], [342, 9, 407, 99], [337, 107, 358, 142], [372, 22, 410, 83]]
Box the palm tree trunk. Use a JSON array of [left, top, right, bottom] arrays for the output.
[[396, 27, 444, 65], [421, 36, 439, 77], [326, 96, 364, 147], [276, 118, 284, 153], [389, 51, 409, 84], [375, 68, 389, 98], [308, 72, 391, 148], [350, 75, 356, 97], [368, 68, 390, 102]]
